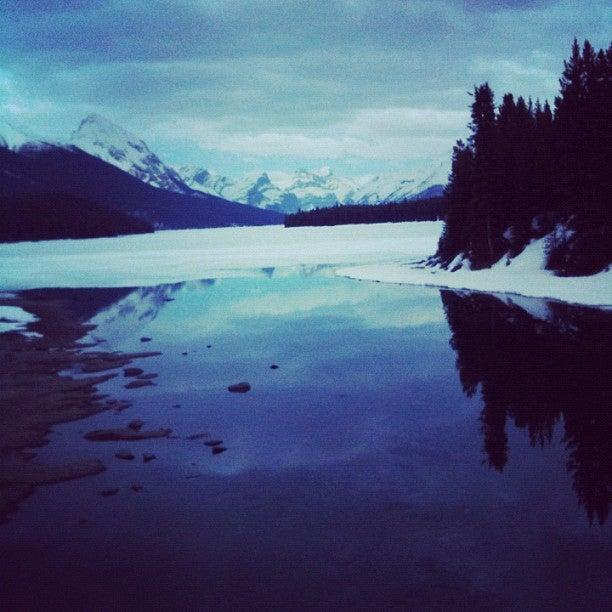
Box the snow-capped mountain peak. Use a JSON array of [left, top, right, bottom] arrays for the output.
[[0, 117, 57, 152], [70, 114, 189, 193], [178, 161, 447, 213]]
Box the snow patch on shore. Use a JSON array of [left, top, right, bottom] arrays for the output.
[[339, 236, 612, 307], [0, 306, 39, 334]]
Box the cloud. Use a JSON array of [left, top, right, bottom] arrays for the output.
[[471, 56, 560, 98], [0, 0, 608, 171], [151, 105, 467, 160], [457, 0, 562, 11]]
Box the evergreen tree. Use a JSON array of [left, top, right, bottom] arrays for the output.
[[436, 38, 611, 275], [438, 139, 473, 262], [468, 83, 505, 267]]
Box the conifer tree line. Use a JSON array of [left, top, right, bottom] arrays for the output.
[[284, 196, 445, 227], [437, 39, 611, 275]]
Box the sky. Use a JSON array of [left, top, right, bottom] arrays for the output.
[[0, 0, 609, 177]]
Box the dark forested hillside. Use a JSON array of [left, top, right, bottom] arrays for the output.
[[285, 196, 445, 227], [0, 191, 153, 243], [0, 147, 153, 242], [0, 144, 283, 242], [436, 39, 611, 275]]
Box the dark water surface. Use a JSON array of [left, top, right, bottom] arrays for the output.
[[1, 270, 610, 610]]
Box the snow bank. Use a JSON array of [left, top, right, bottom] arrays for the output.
[[0, 305, 38, 334], [1, 222, 608, 305], [339, 237, 612, 307], [0, 222, 442, 290]]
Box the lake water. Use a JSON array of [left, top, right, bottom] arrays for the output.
[[1, 268, 610, 610]]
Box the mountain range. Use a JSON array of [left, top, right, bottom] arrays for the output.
[[0, 118, 281, 242], [1, 113, 447, 242], [66, 114, 447, 213], [179, 164, 447, 213]]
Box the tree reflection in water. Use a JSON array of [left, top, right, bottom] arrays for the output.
[[441, 290, 611, 525]]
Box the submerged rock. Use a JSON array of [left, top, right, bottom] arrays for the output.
[[187, 432, 209, 440], [115, 451, 135, 461], [140, 337, 152, 343], [228, 382, 251, 393], [142, 453, 156, 463], [212, 446, 227, 455], [106, 399, 132, 412], [270, 364, 279, 369], [123, 367, 144, 377], [204, 440, 223, 447], [84, 427, 172, 442], [100, 488, 119, 497], [128, 419, 144, 431], [125, 379, 154, 389], [135, 373, 158, 380]]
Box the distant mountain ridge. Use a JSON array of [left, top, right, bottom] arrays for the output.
[[2, 112, 448, 219], [65, 113, 448, 212], [179, 163, 448, 213], [0, 118, 57, 152], [0, 118, 282, 242]]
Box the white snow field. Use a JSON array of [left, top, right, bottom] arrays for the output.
[[0, 222, 440, 290], [0, 222, 609, 306], [339, 234, 611, 307], [0, 305, 39, 334]]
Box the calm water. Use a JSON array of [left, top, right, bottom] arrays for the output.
[[1, 269, 611, 610]]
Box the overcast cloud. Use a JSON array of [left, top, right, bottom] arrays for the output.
[[0, 0, 609, 175]]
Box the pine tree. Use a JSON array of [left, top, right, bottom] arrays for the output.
[[468, 83, 505, 267], [436, 38, 611, 275], [438, 139, 474, 263]]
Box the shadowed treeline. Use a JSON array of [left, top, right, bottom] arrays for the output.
[[284, 196, 445, 227], [441, 290, 612, 524], [437, 39, 611, 275]]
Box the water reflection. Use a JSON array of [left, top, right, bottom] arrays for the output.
[[2, 276, 611, 608], [441, 290, 612, 524]]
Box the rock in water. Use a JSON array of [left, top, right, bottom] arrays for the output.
[[228, 382, 251, 393], [212, 446, 227, 455], [204, 440, 223, 447], [123, 367, 144, 377], [187, 432, 209, 440], [115, 451, 135, 460], [85, 427, 172, 441], [128, 419, 144, 431], [142, 453, 156, 463], [125, 379, 154, 389], [100, 488, 119, 497]]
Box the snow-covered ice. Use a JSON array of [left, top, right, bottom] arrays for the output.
[[0, 222, 441, 290], [339, 235, 612, 307], [0, 222, 609, 306]]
